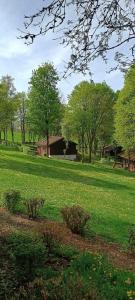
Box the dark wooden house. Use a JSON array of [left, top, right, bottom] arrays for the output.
[[103, 145, 122, 157], [37, 136, 77, 160], [118, 151, 135, 172]]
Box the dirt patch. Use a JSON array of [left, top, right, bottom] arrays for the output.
[[0, 208, 134, 272]]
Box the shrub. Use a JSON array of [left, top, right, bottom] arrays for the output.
[[12, 276, 99, 300], [0, 237, 17, 300], [43, 226, 61, 254], [7, 232, 46, 282], [61, 205, 90, 234], [4, 190, 21, 213], [24, 197, 45, 219], [128, 228, 135, 255]]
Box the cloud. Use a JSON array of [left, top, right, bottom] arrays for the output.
[[0, 38, 31, 59]]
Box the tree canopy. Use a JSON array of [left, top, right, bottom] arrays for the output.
[[28, 63, 61, 155], [63, 81, 114, 162], [114, 64, 135, 152]]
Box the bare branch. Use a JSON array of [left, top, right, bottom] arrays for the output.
[[19, 0, 135, 74]]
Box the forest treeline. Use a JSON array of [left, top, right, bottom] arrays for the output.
[[0, 63, 135, 162]]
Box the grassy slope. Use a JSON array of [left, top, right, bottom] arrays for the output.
[[0, 148, 135, 246]]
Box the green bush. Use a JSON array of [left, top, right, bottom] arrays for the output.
[[61, 205, 90, 234], [7, 232, 46, 282], [0, 237, 17, 300], [4, 189, 21, 213], [24, 197, 45, 219]]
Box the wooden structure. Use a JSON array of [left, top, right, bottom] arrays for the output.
[[37, 136, 77, 160], [118, 151, 135, 172], [103, 145, 122, 157]]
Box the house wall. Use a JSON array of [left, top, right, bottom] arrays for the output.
[[37, 146, 46, 156], [50, 140, 77, 156], [50, 154, 77, 161], [121, 158, 135, 172]]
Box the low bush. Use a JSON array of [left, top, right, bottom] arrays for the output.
[[11, 275, 99, 300], [7, 232, 46, 282], [43, 227, 61, 254], [4, 189, 21, 213], [0, 237, 18, 300], [128, 228, 135, 255], [24, 197, 45, 219], [61, 205, 90, 234]]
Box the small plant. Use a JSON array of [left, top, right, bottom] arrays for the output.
[[128, 228, 135, 255], [61, 205, 90, 234], [4, 190, 21, 213], [43, 225, 61, 254], [7, 232, 46, 282], [24, 197, 45, 219]]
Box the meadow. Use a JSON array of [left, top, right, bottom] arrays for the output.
[[0, 146, 135, 246]]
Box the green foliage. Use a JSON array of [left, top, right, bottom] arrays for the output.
[[0, 76, 19, 143], [114, 64, 135, 151], [4, 189, 21, 213], [7, 232, 46, 282], [12, 275, 99, 300], [24, 197, 45, 219], [61, 205, 90, 234], [8, 250, 135, 300], [0, 237, 18, 300], [28, 63, 61, 138], [63, 81, 114, 162], [70, 252, 135, 300]]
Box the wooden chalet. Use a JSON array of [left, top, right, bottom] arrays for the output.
[[103, 145, 122, 157], [103, 145, 135, 171], [118, 151, 135, 172], [37, 136, 77, 160]]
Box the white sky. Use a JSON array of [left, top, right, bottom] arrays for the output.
[[0, 0, 125, 101]]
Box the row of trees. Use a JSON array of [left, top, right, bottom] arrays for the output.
[[0, 76, 27, 144], [0, 63, 135, 162], [0, 64, 63, 145]]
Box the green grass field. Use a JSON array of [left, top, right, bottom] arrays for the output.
[[0, 147, 135, 246]]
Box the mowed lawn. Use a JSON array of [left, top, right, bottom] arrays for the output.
[[0, 148, 135, 246]]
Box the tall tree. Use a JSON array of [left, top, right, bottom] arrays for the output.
[[28, 63, 61, 156], [63, 81, 114, 162], [1, 75, 17, 143], [17, 92, 28, 144], [114, 64, 135, 161], [20, 1, 135, 74]]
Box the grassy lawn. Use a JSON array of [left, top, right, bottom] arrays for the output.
[[0, 147, 135, 246]]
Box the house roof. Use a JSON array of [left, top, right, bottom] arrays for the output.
[[37, 136, 64, 147], [119, 151, 135, 161]]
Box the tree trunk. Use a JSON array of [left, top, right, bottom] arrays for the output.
[[5, 128, 8, 145], [46, 120, 49, 157], [11, 122, 14, 143], [88, 143, 92, 163], [28, 130, 31, 143], [21, 119, 25, 144], [128, 151, 131, 171], [81, 131, 85, 163], [3, 129, 6, 141]]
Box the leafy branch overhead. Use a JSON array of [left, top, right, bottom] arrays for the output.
[[20, 0, 135, 75]]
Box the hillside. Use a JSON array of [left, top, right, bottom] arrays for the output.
[[0, 148, 135, 246]]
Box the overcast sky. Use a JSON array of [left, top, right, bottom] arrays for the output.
[[0, 0, 125, 101]]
